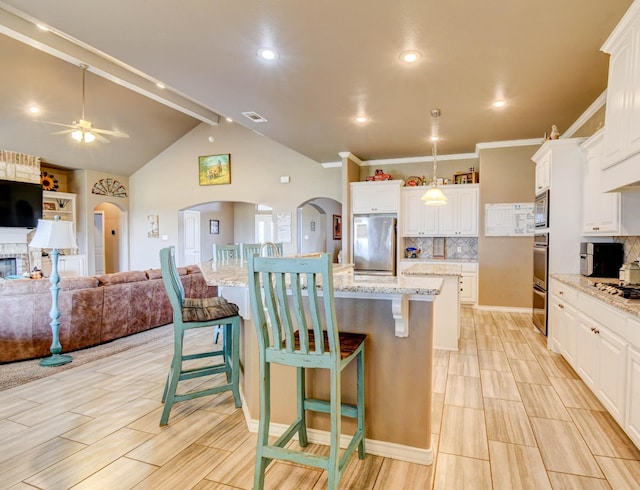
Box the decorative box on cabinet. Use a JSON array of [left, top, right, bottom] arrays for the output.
[[601, 1, 640, 191], [351, 180, 402, 214]]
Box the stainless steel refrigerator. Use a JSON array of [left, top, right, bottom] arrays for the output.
[[353, 214, 397, 275]]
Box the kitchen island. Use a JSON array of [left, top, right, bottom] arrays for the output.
[[403, 262, 463, 351], [198, 259, 443, 464]]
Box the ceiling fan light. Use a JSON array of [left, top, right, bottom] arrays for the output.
[[421, 186, 447, 206], [71, 130, 95, 143]]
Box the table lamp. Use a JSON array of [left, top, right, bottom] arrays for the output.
[[29, 216, 78, 366]]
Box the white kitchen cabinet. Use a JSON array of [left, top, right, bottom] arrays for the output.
[[41, 254, 86, 277], [400, 187, 438, 236], [400, 185, 478, 237], [548, 280, 578, 367], [576, 313, 599, 390], [439, 186, 479, 236], [626, 346, 640, 447], [535, 151, 551, 194], [531, 140, 585, 275], [581, 129, 640, 236], [601, 2, 640, 191], [581, 131, 621, 235], [351, 181, 401, 214], [459, 263, 478, 305], [597, 325, 627, 422]]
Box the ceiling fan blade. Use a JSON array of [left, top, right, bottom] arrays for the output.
[[50, 129, 75, 135], [91, 128, 130, 138], [37, 120, 78, 129], [92, 132, 111, 143]]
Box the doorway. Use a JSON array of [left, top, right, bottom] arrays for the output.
[[93, 202, 124, 274], [296, 197, 342, 261], [93, 211, 105, 275]]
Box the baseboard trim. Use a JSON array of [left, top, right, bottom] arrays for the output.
[[474, 305, 531, 314], [242, 415, 433, 465]]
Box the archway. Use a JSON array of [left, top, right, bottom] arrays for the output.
[[297, 197, 342, 262]]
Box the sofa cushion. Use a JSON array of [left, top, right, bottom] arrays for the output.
[[96, 271, 148, 286]]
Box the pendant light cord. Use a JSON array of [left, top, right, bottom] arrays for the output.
[[432, 141, 438, 187]]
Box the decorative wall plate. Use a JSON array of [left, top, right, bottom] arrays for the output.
[[91, 178, 127, 197]]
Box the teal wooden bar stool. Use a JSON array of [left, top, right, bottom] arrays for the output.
[[213, 243, 240, 262], [159, 246, 241, 426], [240, 242, 283, 260], [247, 253, 366, 489]]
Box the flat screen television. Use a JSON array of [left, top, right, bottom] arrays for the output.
[[0, 179, 43, 228]]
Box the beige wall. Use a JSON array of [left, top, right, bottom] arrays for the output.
[[129, 122, 341, 270], [478, 145, 538, 308]]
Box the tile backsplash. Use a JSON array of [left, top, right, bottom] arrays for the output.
[[404, 237, 478, 261], [615, 236, 640, 263]]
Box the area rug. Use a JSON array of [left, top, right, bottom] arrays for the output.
[[0, 324, 174, 392]]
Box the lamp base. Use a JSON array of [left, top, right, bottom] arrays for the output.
[[39, 354, 73, 367]]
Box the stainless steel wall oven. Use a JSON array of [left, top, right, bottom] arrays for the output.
[[532, 233, 548, 335]]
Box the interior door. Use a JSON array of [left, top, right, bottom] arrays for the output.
[[183, 210, 201, 265], [93, 211, 105, 275]]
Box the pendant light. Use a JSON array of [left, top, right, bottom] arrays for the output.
[[421, 109, 447, 206]]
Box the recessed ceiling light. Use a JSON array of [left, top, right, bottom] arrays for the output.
[[430, 135, 439, 142], [258, 48, 278, 61], [400, 51, 421, 63], [28, 106, 40, 114], [208, 136, 215, 143], [355, 116, 368, 124], [493, 100, 506, 108]]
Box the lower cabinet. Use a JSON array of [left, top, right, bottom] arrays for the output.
[[460, 269, 478, 305], [626, 347, 640, 446], [549, 277, 638, 439]]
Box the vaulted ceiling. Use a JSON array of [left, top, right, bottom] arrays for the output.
[[0, 1, 633, 175]]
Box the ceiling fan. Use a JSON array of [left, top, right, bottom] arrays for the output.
[[39, 64, 129, 144]]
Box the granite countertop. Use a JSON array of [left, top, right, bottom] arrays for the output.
[[199, 259, 443, 296], [402, 262, 462, 276], [551, 274, 640, 318]]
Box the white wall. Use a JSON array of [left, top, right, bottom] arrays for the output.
[[129, 121, 341, 270]]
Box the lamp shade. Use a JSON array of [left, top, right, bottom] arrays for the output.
[[421, 186, 447, 206], [29, 218, 78, 249]]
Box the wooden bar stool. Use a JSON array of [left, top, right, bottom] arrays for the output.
[[247, 253, 366, 489], [212, 243, 240, 262], [159, 246, 241, 426]]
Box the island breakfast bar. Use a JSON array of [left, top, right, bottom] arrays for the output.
[[198, 260, 443, 464]]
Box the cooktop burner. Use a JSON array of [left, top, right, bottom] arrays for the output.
[[593, 282, 640, 300]]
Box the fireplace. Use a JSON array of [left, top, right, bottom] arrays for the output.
[[0, 257, 17, 278]]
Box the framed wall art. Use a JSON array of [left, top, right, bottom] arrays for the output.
[[199, 154, 231, 186], [333, 214, 342, 240], [210, 219, 219, 234]]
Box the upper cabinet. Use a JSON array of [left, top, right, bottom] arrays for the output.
[[534, 151, 551, 195], [401, 187, 438, 236], [582, 130, 621, 235], [601, 2, 640, 191], [400, 184, 478, 237], [581, 130, 640, 236], [351, 180, 402, 214]]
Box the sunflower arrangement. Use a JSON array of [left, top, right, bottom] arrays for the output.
[[40, 171, 59, 191]]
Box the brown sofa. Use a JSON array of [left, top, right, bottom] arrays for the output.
[[0, 266, 217, 363]]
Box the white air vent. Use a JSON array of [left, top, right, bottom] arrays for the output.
[[242, 111, 268, 123]]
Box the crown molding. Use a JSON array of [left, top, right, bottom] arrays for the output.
[[562, 90, 606, 138]]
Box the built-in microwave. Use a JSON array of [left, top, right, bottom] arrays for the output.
[[534, 190, 549, 229]]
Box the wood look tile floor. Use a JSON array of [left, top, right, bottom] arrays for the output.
[[1, 310, 640, 489]]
